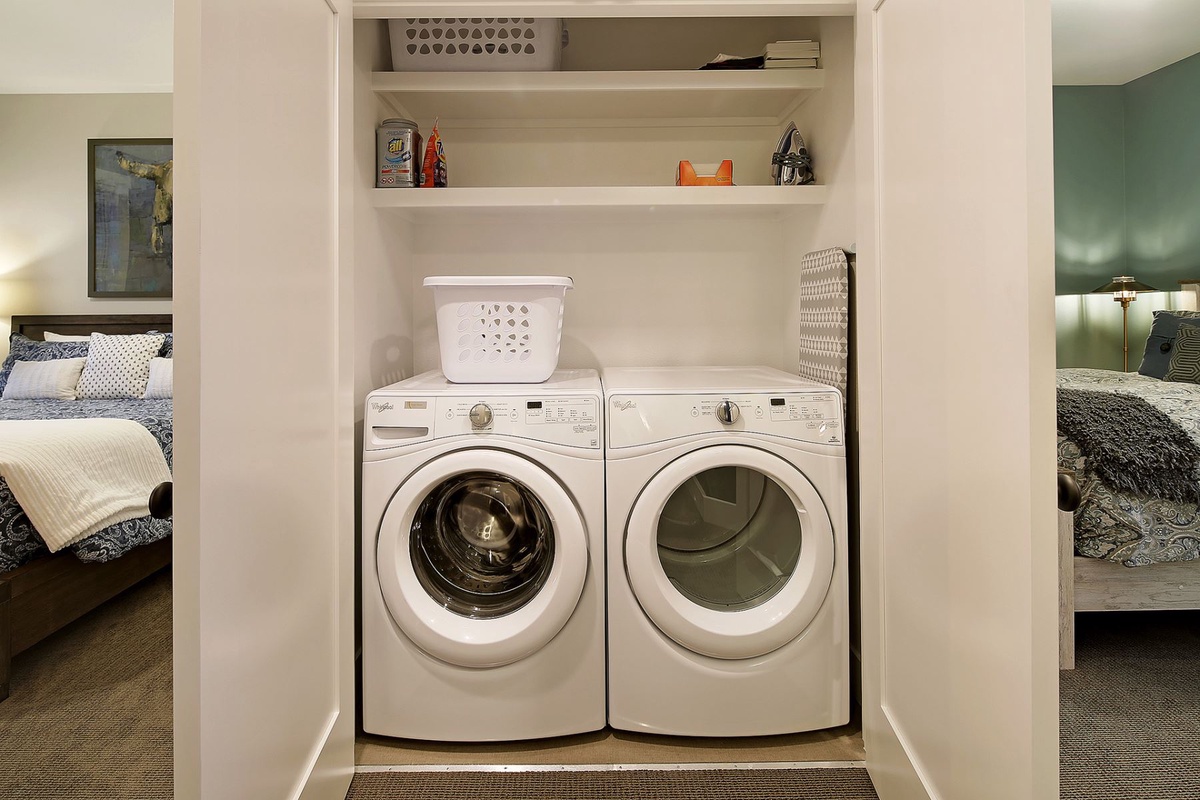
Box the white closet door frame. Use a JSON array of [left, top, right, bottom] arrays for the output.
[[173, 0, 356, 798], [854, 0, 1059, 798]]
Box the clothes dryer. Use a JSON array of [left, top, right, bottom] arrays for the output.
[[604, 366, 849, 736], [361, 370, 605, 741]]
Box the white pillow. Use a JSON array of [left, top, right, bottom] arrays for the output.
[[0, 358, 87, 400], [76, 332, 166, 400], [142, 357, 173, 399], [43, 331, 93, 342]]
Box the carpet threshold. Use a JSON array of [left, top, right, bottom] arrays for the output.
[[347, 766, 879, 799]]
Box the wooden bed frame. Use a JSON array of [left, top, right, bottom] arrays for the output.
[[1059, 511, 1200, 669], [0, 314, 173, 700], [1058, 288, 1200, 668]]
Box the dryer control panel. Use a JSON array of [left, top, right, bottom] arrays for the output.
[[607, 391, 843, 449], [366, 394, 601, 451]]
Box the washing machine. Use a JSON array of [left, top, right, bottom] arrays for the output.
[[603, 366, 848, 736], [361, 370, 605, 741]]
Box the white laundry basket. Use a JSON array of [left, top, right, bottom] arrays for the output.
[[389, 18, 566, 72], [425, 276, 573, 383]]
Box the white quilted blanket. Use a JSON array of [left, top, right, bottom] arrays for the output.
[[0, 418, 172, 552]]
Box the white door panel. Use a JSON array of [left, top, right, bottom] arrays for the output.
[[173, 0, 354, 798], [855, 0, 1058, 798]]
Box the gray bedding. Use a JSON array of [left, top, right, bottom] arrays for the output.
[[1057, 369, 1200, 566], [0, 398, 173, 573]]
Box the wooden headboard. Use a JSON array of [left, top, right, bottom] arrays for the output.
[[12, 314, 172, 341]]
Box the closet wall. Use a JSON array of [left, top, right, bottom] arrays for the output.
[[353, 14, 856, 407]]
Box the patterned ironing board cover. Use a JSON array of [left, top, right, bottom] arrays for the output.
[[797, 247, 850, 399]]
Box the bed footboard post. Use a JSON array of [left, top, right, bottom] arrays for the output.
[[1059, 509, 1076, 670], [0, 578, 11, 700], [1057, 468, 1080, 671]]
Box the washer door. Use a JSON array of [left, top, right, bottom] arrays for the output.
[[377, 449, 588, 668], [625, 445, 835, 660]]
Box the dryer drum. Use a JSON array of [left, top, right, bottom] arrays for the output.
[[655, 466, 802, 613], [410, 471, 556, 619]]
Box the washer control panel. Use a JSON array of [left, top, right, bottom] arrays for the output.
[[608, 391, 842, 449], [367, 394, 601, 450]]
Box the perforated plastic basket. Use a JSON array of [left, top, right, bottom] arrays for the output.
[[389, 18, 565, 72], [424, 276, 573, 383]]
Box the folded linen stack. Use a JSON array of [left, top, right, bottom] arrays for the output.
[[763, 39, 820, 69]]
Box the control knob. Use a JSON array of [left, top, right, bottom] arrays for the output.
[[469, 403, 494, 429], [715, 400, 740, 426]]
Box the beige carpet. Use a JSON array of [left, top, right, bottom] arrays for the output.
[[347, 768, 878, 799], [0, 567, 172, 799], [1061, 609, 1200, 799]]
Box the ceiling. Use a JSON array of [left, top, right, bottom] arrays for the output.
[[0, 1, 1196, 92], [0, 0, 172, 94], [1052, 0, 1200, 85]]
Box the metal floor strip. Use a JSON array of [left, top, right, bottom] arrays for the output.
[[356, 760, 867, 774]]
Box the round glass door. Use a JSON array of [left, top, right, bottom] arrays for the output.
[[410, 472, 555, 619], [656, 466, 801, 612], [377, 449, 588, 668], [625, 445, 835, 660]]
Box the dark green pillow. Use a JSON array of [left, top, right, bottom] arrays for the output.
[[1164, 325, 1200, 383]]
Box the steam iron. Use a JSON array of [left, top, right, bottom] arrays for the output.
[[772, 122, 814, 186]]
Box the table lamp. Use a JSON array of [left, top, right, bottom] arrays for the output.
[[1091, 276, 1156, 371]]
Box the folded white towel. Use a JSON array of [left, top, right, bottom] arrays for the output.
[[0, 418, 172, 552]]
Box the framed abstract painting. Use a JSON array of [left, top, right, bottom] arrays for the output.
[[88, 138, 173, 298]]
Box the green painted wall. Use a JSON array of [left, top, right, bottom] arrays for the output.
[[1053, 86, 1127, 296], [1125, 53, 1200, 287], [1055, 52, 1200, 369]]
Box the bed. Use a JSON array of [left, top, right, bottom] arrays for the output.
[[1057, 365, 1200, 669], [0, 314, 173, 700]]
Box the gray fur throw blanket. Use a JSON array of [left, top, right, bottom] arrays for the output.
[[1057, 387, 1200, 504]]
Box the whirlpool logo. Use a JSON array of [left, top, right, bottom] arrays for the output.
[[370, 401, 394, 413], [611, 399, 637, 412]]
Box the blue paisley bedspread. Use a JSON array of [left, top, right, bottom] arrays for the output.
[[0, 399, 172, 573], [1057, 369, 1200, 566]]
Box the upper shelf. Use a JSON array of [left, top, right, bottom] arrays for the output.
[[354, 2, 855, 19], [372, 69, 824, 126], [371, 185, 828, 221]]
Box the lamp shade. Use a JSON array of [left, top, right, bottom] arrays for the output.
[[1091, 276, 1156, 295]]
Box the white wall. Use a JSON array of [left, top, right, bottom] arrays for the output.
[[0, 92, 173, 357]]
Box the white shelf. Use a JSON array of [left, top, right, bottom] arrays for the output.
[[372, 69, 823, 126], [355, 2, 855, 19], [371, 185, 827, 219]]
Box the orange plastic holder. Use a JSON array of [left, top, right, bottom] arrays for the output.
[[676, 160, 734, 186]]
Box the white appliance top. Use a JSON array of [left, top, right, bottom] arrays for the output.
[[602, 366, 843, 450], [601, 366, 838, 396], [377, 369, 600, 396], [364, 369, 602, 454]]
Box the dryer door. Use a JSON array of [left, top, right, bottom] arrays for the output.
[[625, 444, 835, 660], [376, 449, 588, 668]]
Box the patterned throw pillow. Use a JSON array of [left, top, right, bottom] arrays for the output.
[[146, 330, 173, 358], [0, 334, 90, 396], [1138, 310, 1200, 379], [1164, 325, 1200, 384], [76, 332, 166, 400], [0, 358, 88, 400]]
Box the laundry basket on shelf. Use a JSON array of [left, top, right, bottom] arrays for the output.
[[389, 18, 566, 72], [424, 276, 573, 383]]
